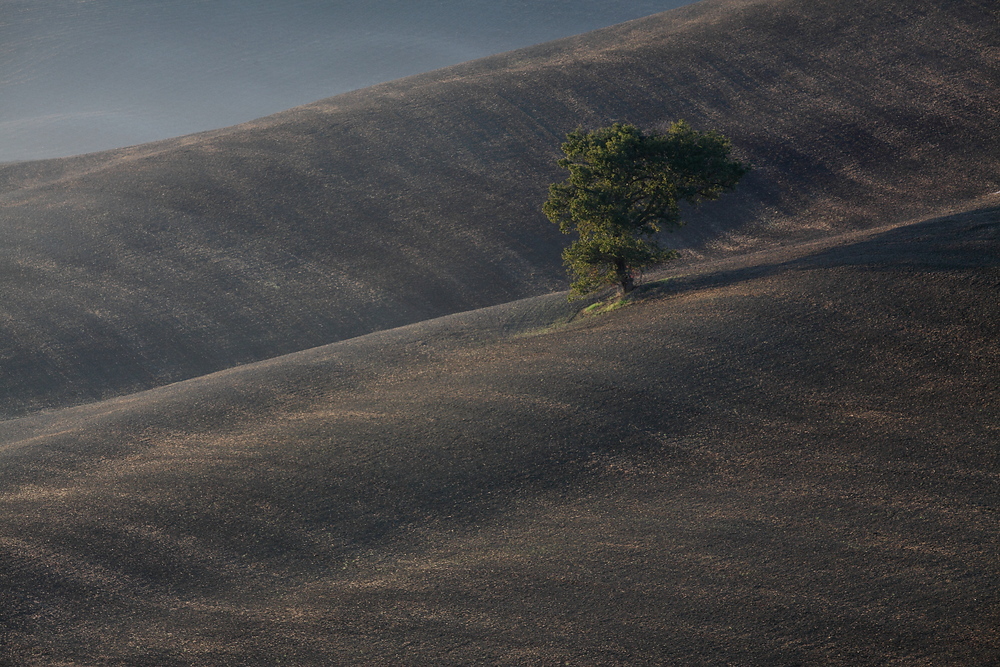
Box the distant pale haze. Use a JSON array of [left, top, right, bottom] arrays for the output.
[[0, 0, 693, 162]]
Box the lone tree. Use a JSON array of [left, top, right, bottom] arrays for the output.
[[543, 121, 748, 298]]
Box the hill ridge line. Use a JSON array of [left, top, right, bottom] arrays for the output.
[[0, 0, 996, 420], [4, 202, 995, 435]]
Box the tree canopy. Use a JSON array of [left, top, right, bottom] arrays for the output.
[[543, 121, 748, 297]]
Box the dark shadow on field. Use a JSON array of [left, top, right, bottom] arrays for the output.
[[648, 206, 1000, 298]]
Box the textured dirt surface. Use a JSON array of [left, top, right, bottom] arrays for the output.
[[0, 207, 996, 664], [0, 0, 997, 662], [0, 0, 996, 418]]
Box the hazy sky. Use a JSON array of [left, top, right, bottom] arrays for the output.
[[0, 0, 694, 162]]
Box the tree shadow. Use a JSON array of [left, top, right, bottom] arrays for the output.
[[644, 205, 1000, 298]]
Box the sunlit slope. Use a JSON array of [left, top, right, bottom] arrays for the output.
[[0, 0, 997, 418], [0, 208, 997, 664]]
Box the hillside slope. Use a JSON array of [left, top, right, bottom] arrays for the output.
[[0, 0, 690, 161], [0, 0, 997, 418], [0, 206, 996, 664]]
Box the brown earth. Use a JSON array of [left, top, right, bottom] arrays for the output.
[[0, 206, 997, 665], [0, 0, 996, 417], [0, 0, 998, 663]]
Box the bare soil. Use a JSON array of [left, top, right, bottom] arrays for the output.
[[0, 207, 996, 664], [0, 0, 997, 662], [0, 0, 996, 418]]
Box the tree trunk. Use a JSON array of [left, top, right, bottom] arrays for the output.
[[615, 259, 634, 295]]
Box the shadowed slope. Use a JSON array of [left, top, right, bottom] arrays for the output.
[[0, 208, 997, 664], [0, 0, 997, 419]]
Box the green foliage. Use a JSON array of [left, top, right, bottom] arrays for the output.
[[543, 121, 748, 298]]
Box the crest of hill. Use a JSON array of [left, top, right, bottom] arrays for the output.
[[0, 0, 997, 418]]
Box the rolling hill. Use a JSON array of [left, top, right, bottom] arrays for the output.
[[0, 0, 997, 419], [0, 0, 998, 662], [0, 207, 997, 664], [0, 0, 690, 161]]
